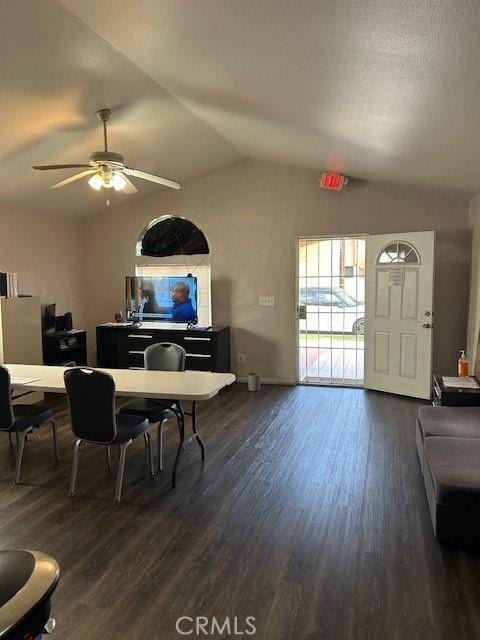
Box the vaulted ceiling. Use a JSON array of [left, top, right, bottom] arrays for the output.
[[1, 0, 480, 217]]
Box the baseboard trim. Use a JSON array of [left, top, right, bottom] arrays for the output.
[[236, 376, 297, 386]]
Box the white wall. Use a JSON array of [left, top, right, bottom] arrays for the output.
[[0, 207, 87, 328], [467, 194, 480, 371], [83, 160, 471, 382]]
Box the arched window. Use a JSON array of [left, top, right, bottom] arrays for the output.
[[377, 241, 420, 264], [134, 216, 212, 325], [135, 215, 209, 257]]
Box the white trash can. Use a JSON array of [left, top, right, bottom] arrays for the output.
[[247, 373, 262, 392]]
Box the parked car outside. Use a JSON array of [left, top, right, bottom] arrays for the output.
[[299, 286, 365, 335]]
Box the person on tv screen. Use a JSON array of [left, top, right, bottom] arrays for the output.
[[171, 281, 196, 322], [137, 279, 159, 315]]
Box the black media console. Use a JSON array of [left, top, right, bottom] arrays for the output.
[[96, 325, 231, 372]]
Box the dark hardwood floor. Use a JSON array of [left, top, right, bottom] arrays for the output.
[[1, 384, 480, 640]]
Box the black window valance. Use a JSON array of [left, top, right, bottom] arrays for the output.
[[137, 215, 209, 257]]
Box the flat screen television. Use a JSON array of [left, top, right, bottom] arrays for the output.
[[126, 276, 198, 324]]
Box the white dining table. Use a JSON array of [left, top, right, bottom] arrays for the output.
[[5, 363, 236, 489], [5, 364, 236, 401]]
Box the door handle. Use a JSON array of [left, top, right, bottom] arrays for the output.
[[422, 322, 432, 329]]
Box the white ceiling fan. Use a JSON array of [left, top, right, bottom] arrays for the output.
[[33, 108, 181, 194]]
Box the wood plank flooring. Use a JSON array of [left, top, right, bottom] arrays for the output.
[[1, 384, 480, 639]]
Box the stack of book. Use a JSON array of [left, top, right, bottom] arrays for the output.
[[0, 272, 19, 298]]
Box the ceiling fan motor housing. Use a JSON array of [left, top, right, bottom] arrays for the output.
[[89, 151, 125, 166]]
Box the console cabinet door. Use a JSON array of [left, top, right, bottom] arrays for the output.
[[97, 330, 128, 368]]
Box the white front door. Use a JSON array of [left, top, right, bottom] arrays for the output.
[[364, 231, 434, 399]]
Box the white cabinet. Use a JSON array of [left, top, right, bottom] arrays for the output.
[[0, 297, 44, 403]]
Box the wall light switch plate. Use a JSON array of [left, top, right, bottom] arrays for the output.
[[259, 296, 275, 306]]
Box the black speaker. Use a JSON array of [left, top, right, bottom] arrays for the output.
[[54, 316, 65, 332], [64, 312, 73, 331]]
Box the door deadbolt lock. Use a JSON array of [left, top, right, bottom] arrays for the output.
[[424, 311, 431, 317]]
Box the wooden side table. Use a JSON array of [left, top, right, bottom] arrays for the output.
[[433, 375, 480, 406]]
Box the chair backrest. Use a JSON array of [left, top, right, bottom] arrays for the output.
[[144, 342, 186, 372], [64, 368, 117, 443], [0, 366, 14, 430]]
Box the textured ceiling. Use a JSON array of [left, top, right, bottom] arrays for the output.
[[61, 0, 480, 197], [2, 1, 480, 217]]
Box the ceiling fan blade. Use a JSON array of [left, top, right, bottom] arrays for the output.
[[121, 174, 138, 194], [50, 169, 96, 189], [124, 167, 181, 190], [33, 164, 91, 171]]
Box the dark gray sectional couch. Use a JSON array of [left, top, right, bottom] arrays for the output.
[[417, 406, 480, 547]]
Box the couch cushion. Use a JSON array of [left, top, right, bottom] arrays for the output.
[[424, 436, 480, 506], [417, 406, 480, 440]]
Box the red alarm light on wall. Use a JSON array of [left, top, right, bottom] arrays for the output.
[[320, 172, 348, 191]]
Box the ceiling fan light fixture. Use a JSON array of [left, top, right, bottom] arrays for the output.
[[88, 173, 103, 190], [111, 172, 127, 191]]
